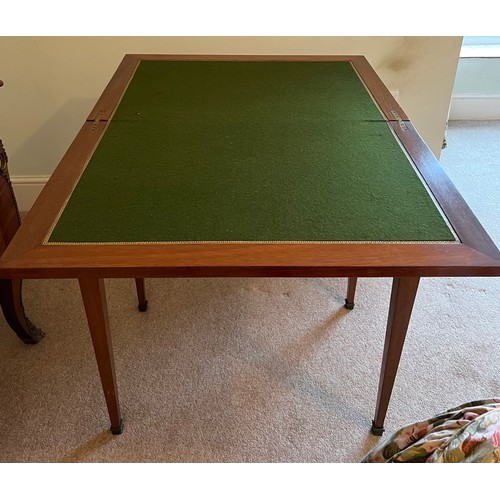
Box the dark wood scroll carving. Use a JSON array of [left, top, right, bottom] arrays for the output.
[[1, 79, 45, 343]]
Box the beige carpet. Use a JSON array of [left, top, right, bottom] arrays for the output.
[[1, 121, 499, 463]]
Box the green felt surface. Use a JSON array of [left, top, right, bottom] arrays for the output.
[[48, 61, 456, 244]]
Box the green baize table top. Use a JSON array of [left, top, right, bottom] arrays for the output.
[[48, 60, 456, 245]]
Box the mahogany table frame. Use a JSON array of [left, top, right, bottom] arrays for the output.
[[1, 55, 499, 436]]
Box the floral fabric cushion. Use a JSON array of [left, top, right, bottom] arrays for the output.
[[362, 398, 500, 463]]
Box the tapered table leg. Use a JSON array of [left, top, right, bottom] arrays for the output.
[[0, 278, 45, 344], [135, 278, 148, 312], [344, 277, 358, 309], [371, 276, 420, 435], [79, 277, 123, 434]]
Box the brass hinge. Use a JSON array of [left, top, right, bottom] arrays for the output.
[[90, 110, 107, 131], [390, 109, 409, 131]]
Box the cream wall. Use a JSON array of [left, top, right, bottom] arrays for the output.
[[1, 36, 461, 182]]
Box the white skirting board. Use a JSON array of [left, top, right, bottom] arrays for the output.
[[449, 94, 500, 120], [11, 176, 50, 213]]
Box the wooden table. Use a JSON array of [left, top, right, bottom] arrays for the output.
[[1, 55, 499, 436]]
